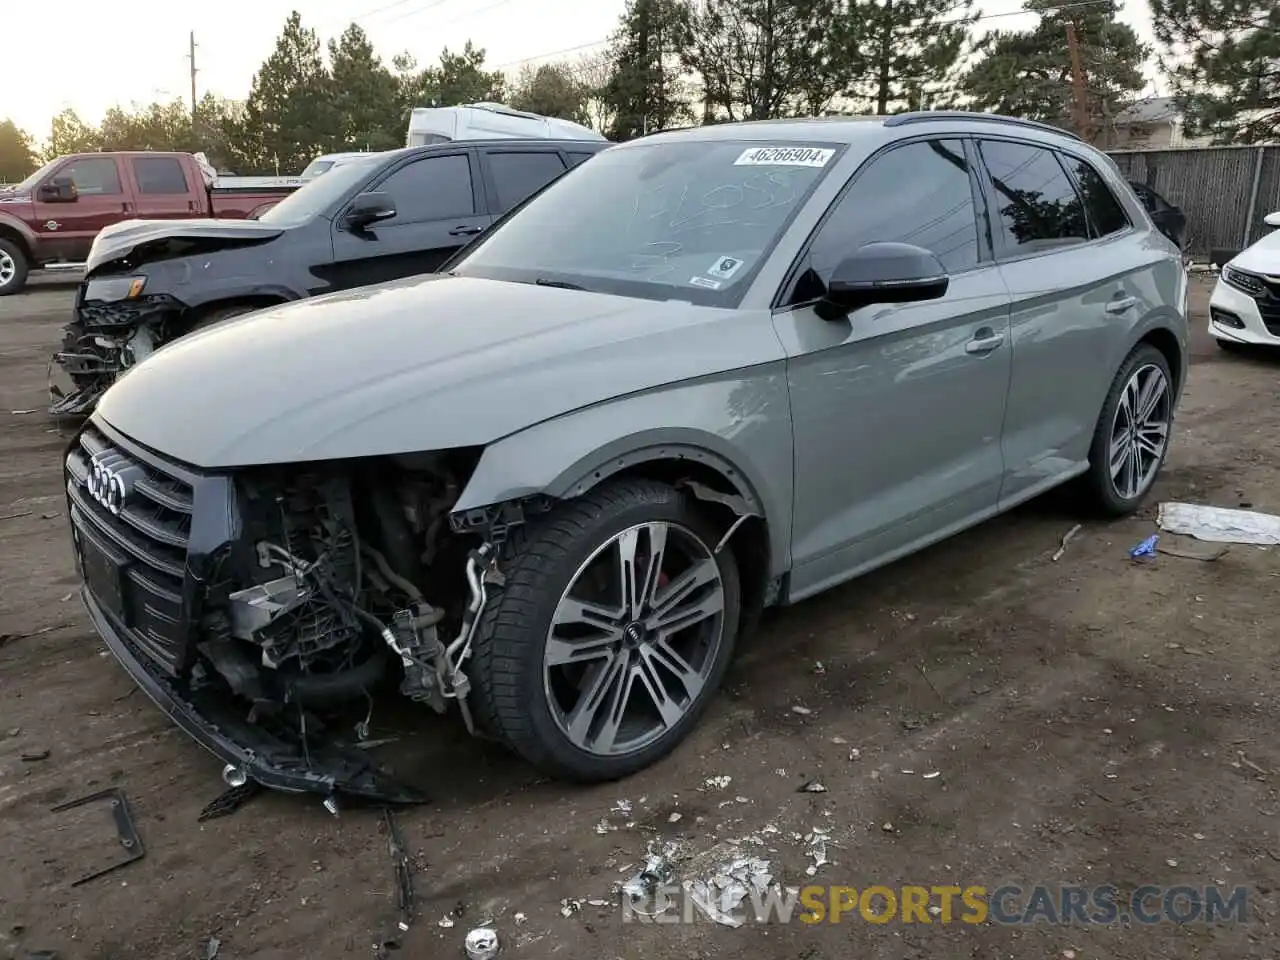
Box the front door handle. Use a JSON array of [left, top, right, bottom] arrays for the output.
[[1106, 295, 1138, 314], [965, 330, 1005, 355], [449, 225, 482, 237]]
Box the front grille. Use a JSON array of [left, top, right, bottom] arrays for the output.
[[76, 294, 182, 329], [1226, 268, 1280, 336], [66, 423, 194, 674], [1258, 276, 1280, 336]]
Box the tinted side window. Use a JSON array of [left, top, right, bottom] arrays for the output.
[[978, 140, 1088, 251], [60, 158, 122, 196], [1061, 155, 1129, 237], [487, 151, 567, 213], [803, 138, 980, 293], [566, 151, 595, 168], [377, 154, 475, 222], [133, 157, 189, 195]]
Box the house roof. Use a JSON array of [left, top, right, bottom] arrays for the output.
[[1115, 97, 1180, 126]]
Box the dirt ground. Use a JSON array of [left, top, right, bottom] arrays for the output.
[[2, 276, 1279, 960]]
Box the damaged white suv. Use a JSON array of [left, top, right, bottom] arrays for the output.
[[65, 112, 1188, 801]]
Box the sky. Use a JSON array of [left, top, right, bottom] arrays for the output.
[[0, 0, 1163, 144]]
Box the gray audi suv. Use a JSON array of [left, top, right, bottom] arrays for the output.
[[64, 110, 1189, 801]]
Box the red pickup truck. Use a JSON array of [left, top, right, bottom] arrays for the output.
[[0, 151, 301, 295]]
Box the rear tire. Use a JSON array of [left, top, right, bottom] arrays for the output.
[[468, 478, 741, 782], [1080, 343, 1174, 517], [0, 238, 29, 296]]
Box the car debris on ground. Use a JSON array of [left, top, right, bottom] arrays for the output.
[[1157, 501, 1280, 545], [464, 927, 500, 960], [1052, 523, 1082, 561]]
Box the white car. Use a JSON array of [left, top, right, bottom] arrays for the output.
[[1209, 210, 1280, 350]]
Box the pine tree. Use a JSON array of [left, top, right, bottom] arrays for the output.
[[843, 0, 979, 115], [682, 0, 847, 122], [1149, 0, 1279, 143], [328, 24, 403, 152], [960, 0, 1147, 139], [236, 11, 338, 174], [603, 0, 693, 140]]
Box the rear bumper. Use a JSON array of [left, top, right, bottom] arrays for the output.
[[80, 563, 427, 804]]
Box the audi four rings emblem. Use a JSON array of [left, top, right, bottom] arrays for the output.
[[87, 451, 142, 515]]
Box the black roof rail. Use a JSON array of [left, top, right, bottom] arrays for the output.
[[882, 110, 1082, 141]]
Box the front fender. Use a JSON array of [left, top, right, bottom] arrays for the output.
[[452, 368, 795, 578], [127, 248, 307, 314], [0, 210, 39, 258]]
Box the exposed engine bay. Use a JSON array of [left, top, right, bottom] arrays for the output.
[[189, 453, 520, 799], [49, 298, 169, 416], [50, 227, 282, 416]]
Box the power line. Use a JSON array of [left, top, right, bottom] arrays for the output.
[[489, 0, 1116, 74]]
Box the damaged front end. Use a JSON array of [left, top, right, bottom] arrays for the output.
[[49, 286, 180, 416], [50, 226, 283, 417], [65, 417, 510, 803]]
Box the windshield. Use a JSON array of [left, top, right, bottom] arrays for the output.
[[300, 159, 335, 178], [2, 158, 61, 194], [257, 157, 382, 227], [450, 139, 842, 305], [407, 133, 452, 147]]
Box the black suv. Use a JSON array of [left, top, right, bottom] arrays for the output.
[[50, 138, 611, 415]]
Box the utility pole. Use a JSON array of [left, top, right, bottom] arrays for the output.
[[1065, 21, 1089, 141], [187, 31, 199, 122]]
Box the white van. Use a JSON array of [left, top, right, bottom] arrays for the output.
[[405, 102, 606, 147]]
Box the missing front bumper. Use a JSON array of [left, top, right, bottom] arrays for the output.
[[82, 586, 428, 804]]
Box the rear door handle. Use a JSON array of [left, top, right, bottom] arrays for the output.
[[965, 330, 1005, 355], [449, 225, 482, 237], [1106, 296, 1138, 314]]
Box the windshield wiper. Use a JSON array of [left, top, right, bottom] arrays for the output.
[[534, 277, 587, 291]]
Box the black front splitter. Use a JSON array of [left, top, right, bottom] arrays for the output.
[[82, 587, 427, 805]]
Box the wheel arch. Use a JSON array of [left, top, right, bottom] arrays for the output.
[[1134, 324, 1184, 399], [0, 220, 34, 265], [452, 428, 789, 633], [183, 291, 295, 329]]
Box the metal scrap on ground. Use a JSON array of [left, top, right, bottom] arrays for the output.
[[1157, 502, 1280, 545]]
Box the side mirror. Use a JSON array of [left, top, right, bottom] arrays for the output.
[[818, 241, 949, 320], [1264, 211, 1280, 229], [38, 175, 77, 203], [343, 191, 395, 231]]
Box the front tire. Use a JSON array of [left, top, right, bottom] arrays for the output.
[[1081, 343, 1174, 516], [187, 303, 261, 335], [468, 478, 741, 782], [0, 239, 29, 296]]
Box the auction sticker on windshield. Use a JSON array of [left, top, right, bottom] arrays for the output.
[[734, 146, 834, 167], [706, 256, 745, 280]]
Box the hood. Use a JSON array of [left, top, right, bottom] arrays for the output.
[[1231, 227, 1280, 275], [87, 218, 285, 273], [93, 274, 780, 469], [0, 188, 30, 205]]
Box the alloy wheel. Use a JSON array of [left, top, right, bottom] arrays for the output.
[[0, 250, 15, 288], [542, 520, 726, 757], [1109, 362, 1171, 500]]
